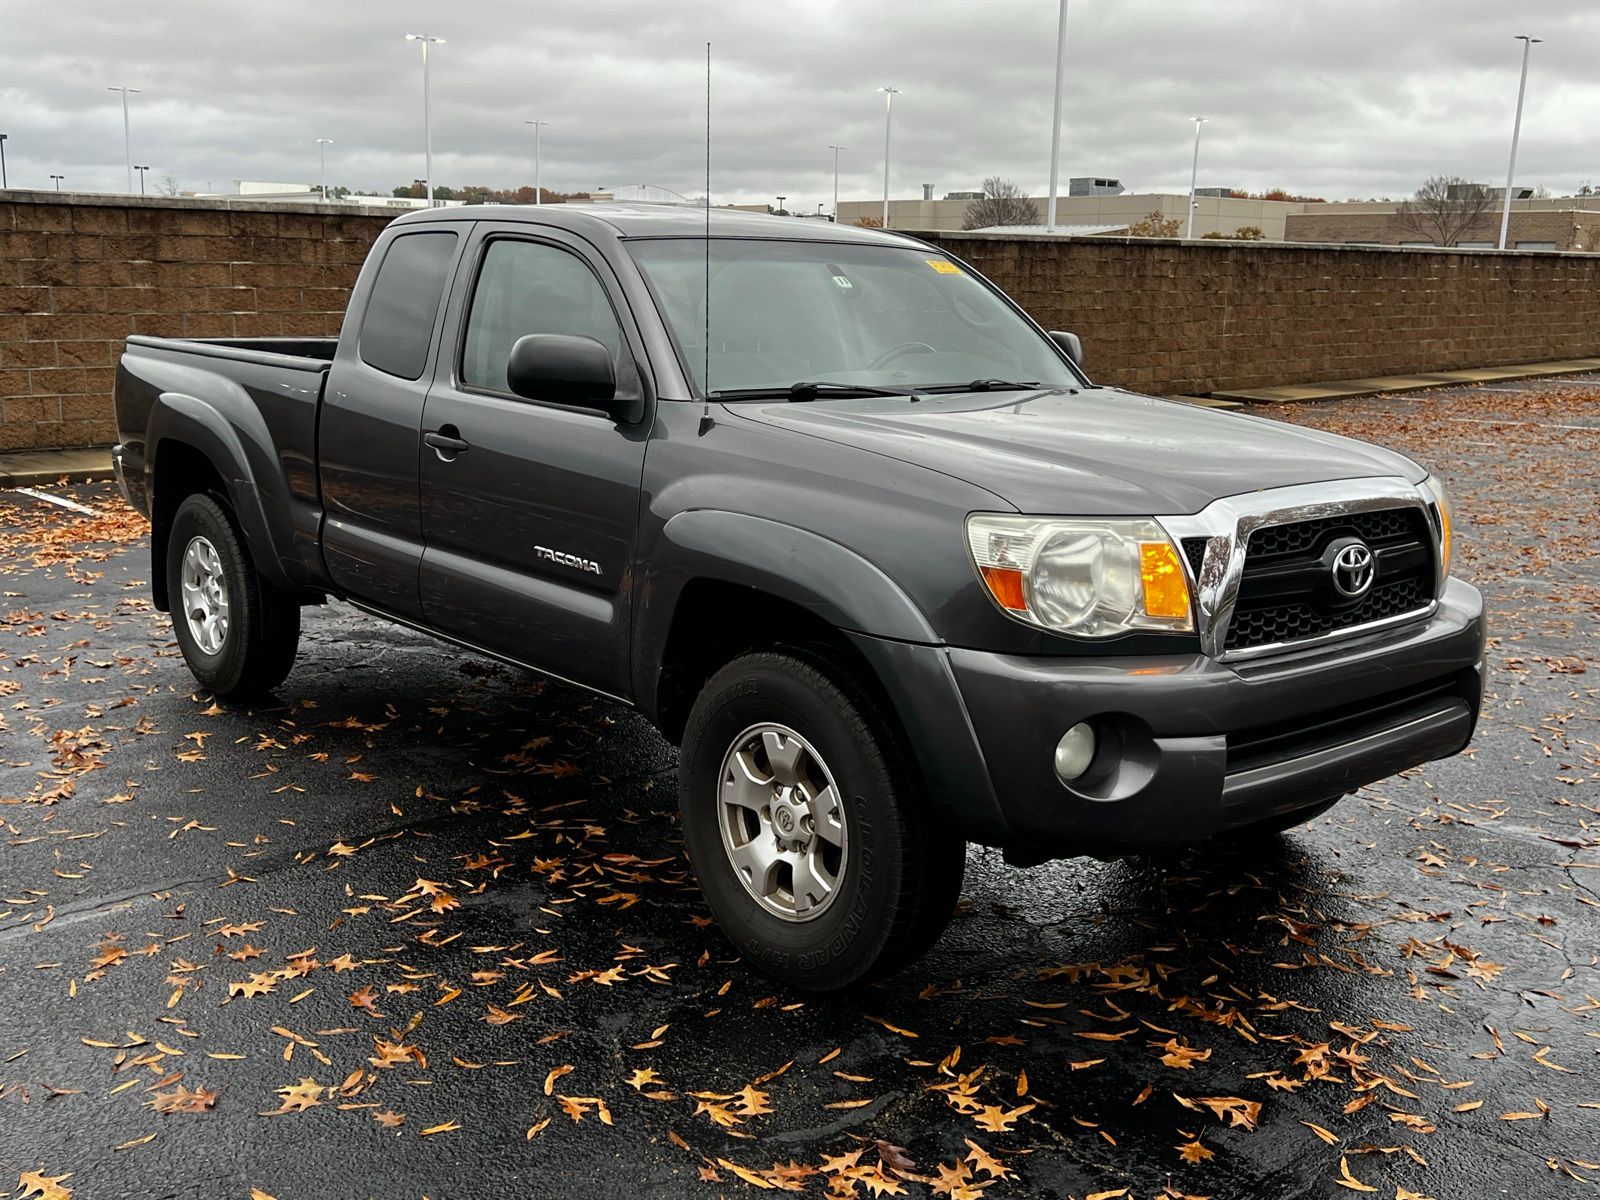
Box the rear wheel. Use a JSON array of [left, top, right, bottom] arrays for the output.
[[679, 651, 965, 991], [166, 493, 299, 698]]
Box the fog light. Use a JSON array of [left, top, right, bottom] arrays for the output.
[[1054, 722, 1097, 784]]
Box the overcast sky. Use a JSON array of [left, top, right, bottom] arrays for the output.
[[3, 0, 1597, 207]]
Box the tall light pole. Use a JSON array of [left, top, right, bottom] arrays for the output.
[[524, 119, 549, 204], [828, 144, 844, 222], [1498, 35, 1541, 251], [1045, 0, 1069, 231], [50, 174, 64, 192], [877, 86, 900, 228], [405, 34, 444, 206], [108, 85, 142, 193], [1185, 116, 1207, 239], [0, 134, 8, 190], [775, 194, 786, 214], [316, 138, 333, 200], [134, 164, 149, 194]]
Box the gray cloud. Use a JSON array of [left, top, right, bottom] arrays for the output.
[[3, 0, 1597, 207]]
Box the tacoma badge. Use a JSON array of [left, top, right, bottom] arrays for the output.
[[535, 545, 602, 575]]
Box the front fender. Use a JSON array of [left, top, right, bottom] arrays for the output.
[[633, 510, 939, 697], [146, 388, 295, 594], [632, 510, 1014, 844]]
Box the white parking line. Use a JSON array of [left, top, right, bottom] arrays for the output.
[[1476, 380, 1600, 392], [1444, 416, 1600, 434], [10, 487, 100, 516]]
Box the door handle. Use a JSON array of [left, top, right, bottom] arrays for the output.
[[424, 427, 470, 460]]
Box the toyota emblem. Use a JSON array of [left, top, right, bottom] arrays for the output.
[[1331, 541, 1376, 599]]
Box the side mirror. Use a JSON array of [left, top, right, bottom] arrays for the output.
[[506, 333, 620, 413], [1049, 330, 1084, 368]]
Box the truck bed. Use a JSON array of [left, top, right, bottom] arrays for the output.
[[123, 334, 338, 369], [114, 334, 337, 598]]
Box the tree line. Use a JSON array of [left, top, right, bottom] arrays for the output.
[[389, 181, 586, 204]]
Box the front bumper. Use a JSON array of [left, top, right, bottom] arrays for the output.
[[885, 577, 1484, 857]]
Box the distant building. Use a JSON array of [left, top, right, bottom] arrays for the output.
[[190, 181, 465, 209], [1068, 176, 1125, 196], [1284, 196, 1600, 251], [839, 191, 1310, 239]]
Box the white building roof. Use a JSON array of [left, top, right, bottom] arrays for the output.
[[967, 223, 1128, 236]]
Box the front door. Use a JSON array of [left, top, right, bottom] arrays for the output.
[[417, 225, 653, 699]]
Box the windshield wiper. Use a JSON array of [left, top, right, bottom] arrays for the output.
[[711, 381, 925, 402], [937, 378, 1044, 392]]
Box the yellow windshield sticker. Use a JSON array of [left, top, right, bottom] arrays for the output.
[[926, 259, 963, 275]]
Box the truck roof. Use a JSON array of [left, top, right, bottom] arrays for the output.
[[387, 203, 925, 246]]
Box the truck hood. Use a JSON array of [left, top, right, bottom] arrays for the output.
[[725, 387, 1425, 515]]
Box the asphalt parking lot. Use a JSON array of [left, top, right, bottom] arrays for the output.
[[2, 380, 1597, 1200]]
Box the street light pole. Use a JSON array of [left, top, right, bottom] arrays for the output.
[[1498, 35, 1541, 251], [524, 120, 549, 204], [0, 134, 8, 189], [108, 86, 142, 193], [1045, 0, 1069, 232], [50, 174, 64, 192], [877, 87, 900, 228], [316, 138, 333, 200], [828, 144, 844, 222], [134, 164, 149, 194], [405, 34, 445, 206], [1185, 116, 1207, 239]]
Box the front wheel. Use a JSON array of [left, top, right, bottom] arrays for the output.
[[166, 493, 300, 699], [678, 651, 965, 991]]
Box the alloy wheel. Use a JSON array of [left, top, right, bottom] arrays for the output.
[[716, 723, 849, 922]]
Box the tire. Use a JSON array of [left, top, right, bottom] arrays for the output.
[[166, 493, 300, 699], [678, 650, 965, 991]]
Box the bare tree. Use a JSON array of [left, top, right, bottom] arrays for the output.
[[1394, 175, 1493, 246], [961, 177, 1041, 230], [157, 174, 181, 197]]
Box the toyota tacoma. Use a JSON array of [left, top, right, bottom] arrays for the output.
[[112, 206, 1484, 990]]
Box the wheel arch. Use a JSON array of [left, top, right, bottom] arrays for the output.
[[145, 393, 294, 610], [636, 512, 1012, 846], [634, 510, 939, 740]]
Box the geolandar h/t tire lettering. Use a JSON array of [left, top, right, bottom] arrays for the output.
[[165, 493, 300, 699], [679, 651, 966, 991]]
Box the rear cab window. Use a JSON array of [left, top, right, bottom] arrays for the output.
[[358, 231, 459, 379]]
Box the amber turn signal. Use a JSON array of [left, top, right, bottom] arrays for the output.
[[979, 564, 1028, 612], [1139, 541, 1191, 619]]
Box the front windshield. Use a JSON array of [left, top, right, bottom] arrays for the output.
[[627, 238, 1082, 396]]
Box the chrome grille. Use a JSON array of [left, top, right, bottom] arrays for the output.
[[1222, 506, 1435, 653]]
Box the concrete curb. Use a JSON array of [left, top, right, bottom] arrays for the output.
[[0, 449, 114, 488], [1211, 358, 1600, 405]]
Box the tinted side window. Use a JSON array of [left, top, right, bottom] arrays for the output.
[[358, 231, 459, 380], [461, 239, 638, 396]]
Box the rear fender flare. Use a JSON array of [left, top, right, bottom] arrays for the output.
[[146, 389, 294, 595]]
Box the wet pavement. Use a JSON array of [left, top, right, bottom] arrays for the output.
[[1, 380, 1596, 1200]]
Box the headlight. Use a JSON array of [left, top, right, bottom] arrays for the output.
[[1418, 474, 1452, 578], [966, 514, 1194, 637]]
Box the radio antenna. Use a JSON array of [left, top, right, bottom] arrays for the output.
[[699, 41, 714, 435]]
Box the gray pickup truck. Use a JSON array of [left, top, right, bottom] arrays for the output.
[[113, 206, 1484, 989]]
